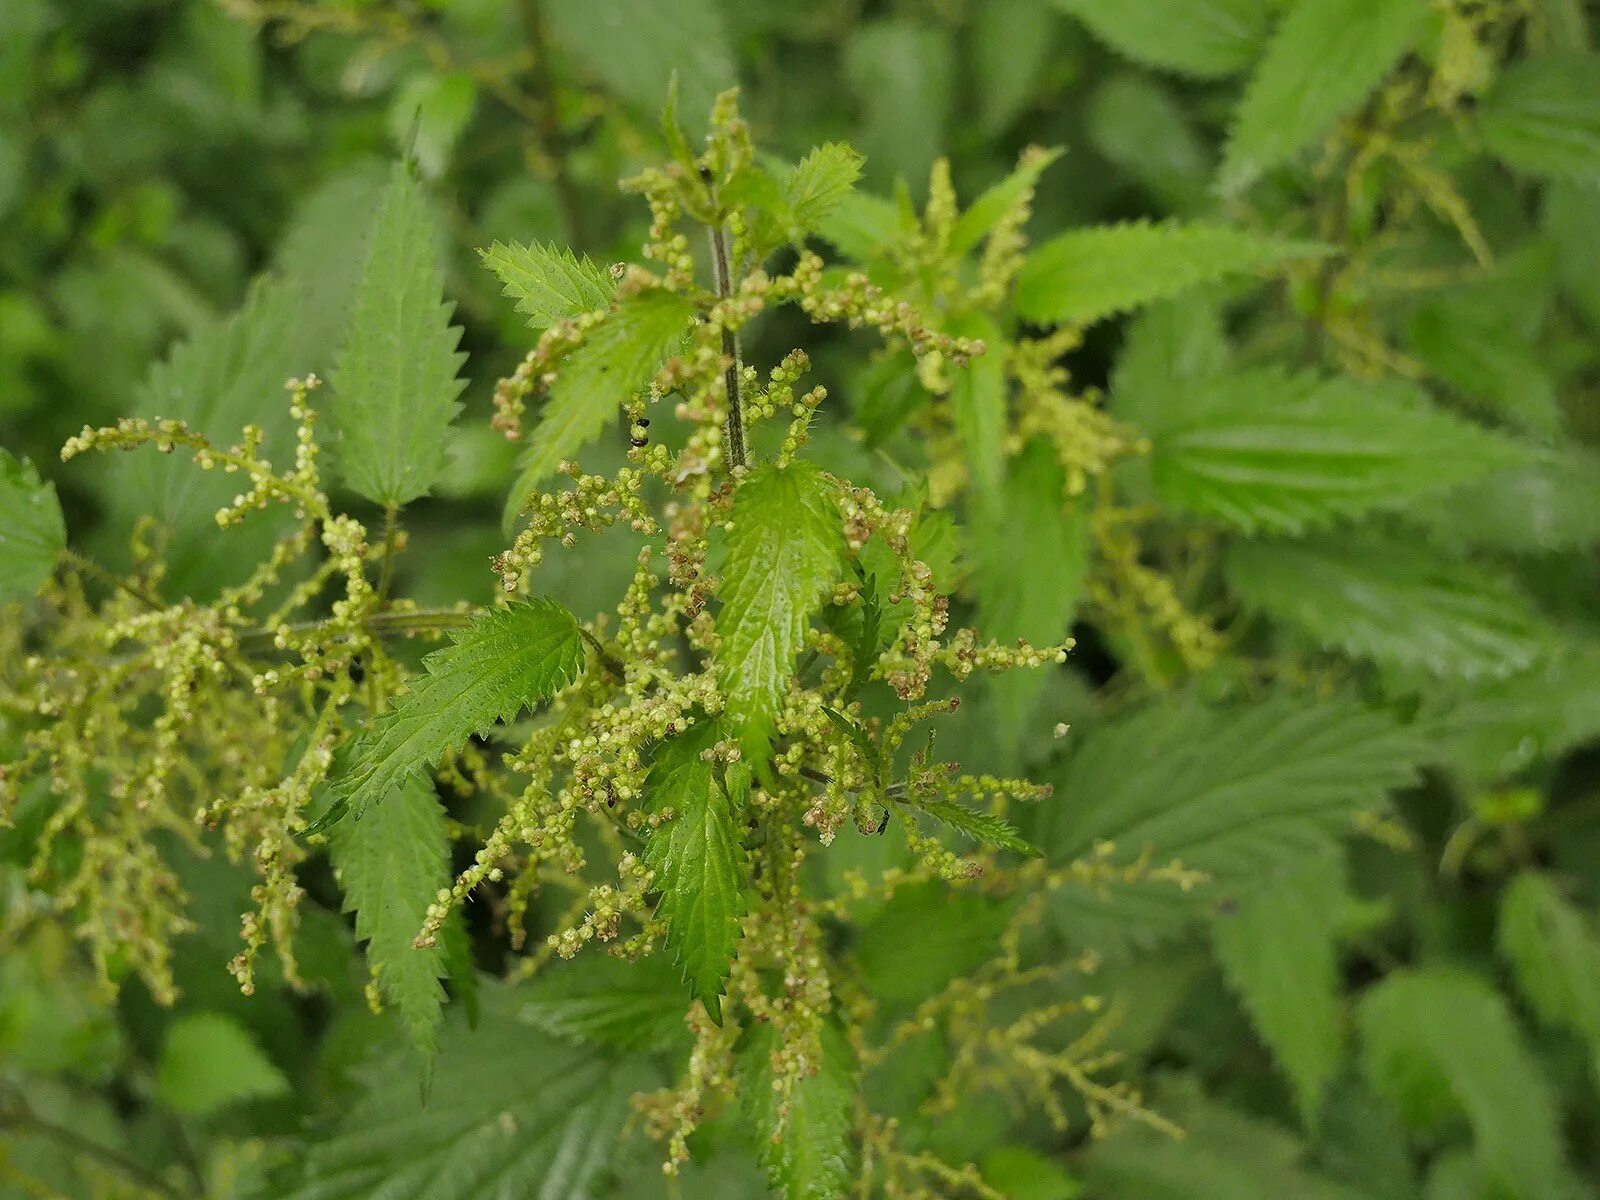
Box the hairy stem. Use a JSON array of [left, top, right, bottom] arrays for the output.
[[375, 502, 400, 604], [62, 549, 164, 611], [708, 223, 748, 471]]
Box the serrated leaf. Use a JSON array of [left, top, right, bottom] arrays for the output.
[[1050, 0, 1276, 79], [844, 21, 953, 191], [1409, 449, 1600, 553], [1083, 1085, 1369, 1200], [1358, 968, 1582, 1199], [645, 726, 747, 1022], [126, 275, 302, 538], [714, 461, 845, 755], [913, 798, 1042, 858], [1227, 530, 1559, 679], [949, 146, 1063, 256], [1144, 370, 1532, 533], [1481, 52, 1600, 184], [503, 290, 693, 529], [333, 600, 586, 822], [815, 187, 909, 261], [1498, 872, 1600, 1085], [746, 1023, 857, 1200], [949, 314, 1006, 510], [0, 448, 65, 602], [329, 775, 449, 1059], [1111, 296, 1231, 430], [1210, 854, 1345, 1125], [1087, 74, 1210, 211], [784, 144, 865, 237], [1424, 645, 1600, 781], [479, 241, 615, 331], [1038, 691, 1425, 954], [281, 983, 646, 1200], [1014, 220, 1326, 327], [544, 0, 735, 130], [1222, 0, 1429, 191], [971, 441, 1088, 760], [973, 0, 1057, 134], [330, 163, 467, 507], [156, 1013, 288, 1117], [519, 954, 690, 1054]]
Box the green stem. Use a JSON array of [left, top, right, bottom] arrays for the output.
[[238, 606, 474, 652], [62, 549, 164, 611], [375, 502, 401, 604], [579, 626, 628, 681], [708, 222, 748, 472]]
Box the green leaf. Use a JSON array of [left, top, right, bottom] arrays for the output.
[[1210, 854, 1345, 1125], [854, 882, 1013, 1005], [1498, 872, 1600, 1084], [388, 70, 477, 181], [543, 0, 735, 130], [971, 441, 1089, 758], [1014, 221, 1326, 327], [1545, 182, 1600, 327], [1222, 0, 1429, 191], [0, 448, 65, 602], [1424, 645, 1600, 781], [949, 315, 1006, 509], [950, 146, 1064, 256], [972, 0, 1058, 135], [519, 954, 690, 1054], [156, 1013, 288, 1116], [843, 21, 953, 191], [1050, 0, 1276, 79], [784, 144, 866, 238], [479, 241, 615, 331], [1144, 369, 1532, 533], [329, 775, 450, 1059], [1481, 52, 1600, 184], [746, 1023, 858, 1200], [816, 187, 909, 261], [1111, 297, 1231, 431], [645, 726, 748, 1022], [1227, 530, 1559, 679], [714, 461, 845, 755], [281, 983, 646, 1200], [912, 798, 1042, 858], [1038, 691, 1425, 953], [1358, 968, 1581, 1199], [1086, 74, 1210, 211], [333, 600, 586, 822], [330, 164, 466, 508], [126, 275, 302, 538], [1409, 449, 1600, 553], [503, 290, 693, 529], [1082, 1084, 1368, 1200]]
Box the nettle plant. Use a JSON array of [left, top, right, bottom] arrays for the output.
[[2, 94, 1224, 1195], [6, 0, 1600, 1188]]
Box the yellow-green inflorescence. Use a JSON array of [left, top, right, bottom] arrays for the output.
[[0, 92, 1205, 1188]]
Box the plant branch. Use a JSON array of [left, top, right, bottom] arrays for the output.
[[62, 549, 165, 611], [707, 222, 748, 471], [375, 502, 401, 604], [579, 626, 628, 681]]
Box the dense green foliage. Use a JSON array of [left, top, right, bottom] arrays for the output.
[[4, 1, 1600, 1198]]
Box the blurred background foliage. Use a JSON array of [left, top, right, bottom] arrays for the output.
[[5, 0, 1600, 1198]]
